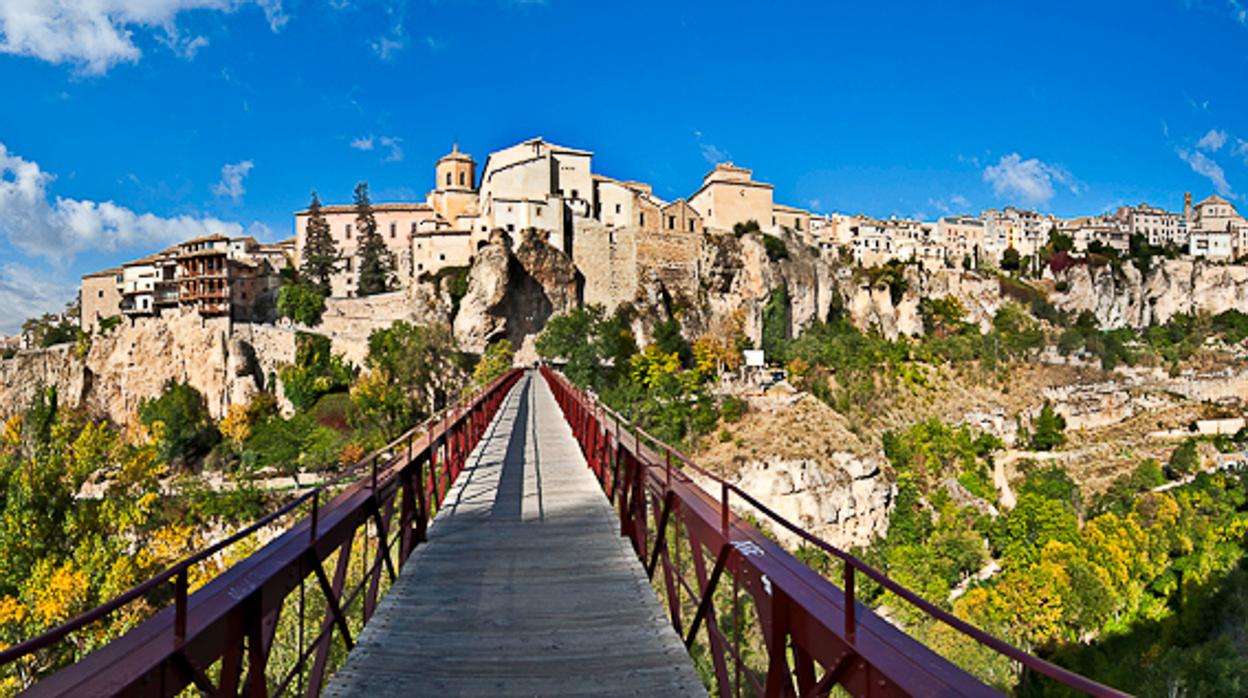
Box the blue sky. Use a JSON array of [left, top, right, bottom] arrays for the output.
[[0, 0, 1246, 332]]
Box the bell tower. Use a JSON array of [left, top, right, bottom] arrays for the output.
[[436, 144, 476, 192], [429, 144, 479, 229]]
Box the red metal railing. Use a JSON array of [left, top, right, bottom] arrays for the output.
[[540, 366, 1129, 698], [3, 368, 523, 697]]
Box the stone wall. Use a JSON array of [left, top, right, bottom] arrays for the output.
[[572, 221, 638, 310], [636, 225, 700, 303]]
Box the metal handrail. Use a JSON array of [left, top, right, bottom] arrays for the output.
[[542, 366, 1129, 698], [4, 367, 524, 695]]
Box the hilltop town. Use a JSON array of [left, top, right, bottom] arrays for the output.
[[7, 138, 1248, 697], [69, 136, 1248, 339]]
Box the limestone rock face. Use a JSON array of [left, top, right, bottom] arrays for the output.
[[723, 454, 893, 550], [454, 229, 580, 353], [0, 311, 283, 424], [1053, 259, 1248, 330]]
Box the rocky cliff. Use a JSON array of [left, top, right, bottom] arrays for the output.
[[694, 392, 894, 550], [1053, 259, 1248, 330], [0, 311, 288, 423], [453, 229, 579, 353]]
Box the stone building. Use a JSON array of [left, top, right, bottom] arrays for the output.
[[688, 162, 777, 234], [477, 137, 594, 253], [80, 268, 123, 332], [82, 235, 290, 328], [1187, 194, 1247, 259]]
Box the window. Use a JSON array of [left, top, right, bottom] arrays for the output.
[[345, 224, 351, 239], [615, 204, 621, 214], [796, 219, 802, 231], [439, 254, 445, 261], [98, 290, 104, 298], [571, 189, 579, 199], [459, 172, 465, 186], [445, 173, 452, 186], [668, 216, 675, 229], [689, 220, 695, 232], [707, 209, 712, 217], [346, 258, 353, 272], [418, 263, 424, 271], [536, 206, 544, 217], [411, 222, 417, 233], [639, 213, 645, 226], [772, 217, 776, 226], [390, 222, 396, 238], [507, 224, 515, 232]]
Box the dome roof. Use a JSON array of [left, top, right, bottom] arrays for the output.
[[439, 143, 474, 164]]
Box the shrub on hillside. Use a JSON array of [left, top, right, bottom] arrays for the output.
[[139, 380, 220, 467]]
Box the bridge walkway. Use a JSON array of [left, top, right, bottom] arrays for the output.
[[325, 372, 705, 697]]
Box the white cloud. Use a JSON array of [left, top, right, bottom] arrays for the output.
[[0, 1, 288, 75], [0, 264, 76, 335], [693, 130, 729, 165], [1197, 129, 1229, 152], [1229, 0, 1247, 24], [1177, 148, 1234, 198], [351, 135, 402, 162], [256, 0, 288, 31], [0, 142, 243, 263], [929, 194, 972, 215], [370, 22, 406, 61], [424, 36, 447, 51], [1235, 138, 1248, 163], [212, 160, 254, 201], [379, 136, 403, 162], [982, 153, 1079, 206]]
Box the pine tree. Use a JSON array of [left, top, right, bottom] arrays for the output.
[[354, 181, 395, 296], [300, 192, 340, 296]]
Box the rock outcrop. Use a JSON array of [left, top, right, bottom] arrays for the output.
[[453, 229, 580, 353], [723, 454, 894, 550], [1054, 259, 1248, 330], [0, 311, 288, 424]]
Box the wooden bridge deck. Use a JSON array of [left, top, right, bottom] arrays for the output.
[[325, 372, 705, 697]]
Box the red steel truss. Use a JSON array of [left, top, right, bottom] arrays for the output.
[[2, 369, 523, 697], [540, 366, 1128, 698]]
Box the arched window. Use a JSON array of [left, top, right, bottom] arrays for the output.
[[459, 172, 465, 186], [445, 172, 451, 186]]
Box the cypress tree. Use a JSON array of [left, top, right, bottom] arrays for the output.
[[300, 192, 340, 296], [354, 181, 395, 296]]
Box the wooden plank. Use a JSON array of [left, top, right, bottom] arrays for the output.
[[325, 374, 705, 697]]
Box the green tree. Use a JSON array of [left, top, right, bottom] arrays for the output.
[[299, 191, 340, 296], [1030, 401, 1067, 451], [992, 492, 1079, 568], [761, 285, 790, 362], [653, 317, 692, 367], [353, 182, 395, 296], [472, 339, 515, 388], [1167, 438, 1201, 478], [1001, 246, 1022, 272], [276, 282, 327, 326], [279, 333, 355, 412], [761, 234, 789, 262], [536, 306, 637, 390], [138, 380, 220, 467], [1047, 227, 1074, 253], [350, 322, 466, 442]]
